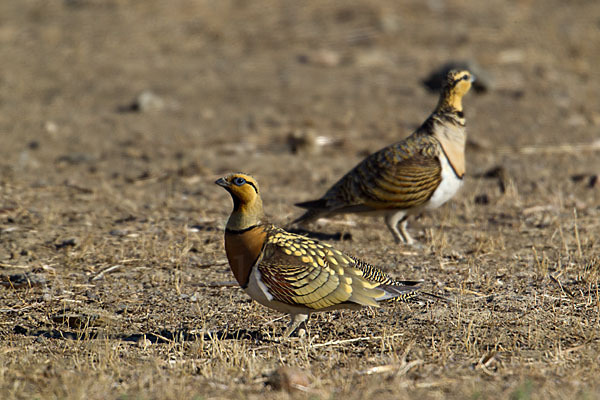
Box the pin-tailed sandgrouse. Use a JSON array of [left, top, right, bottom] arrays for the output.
[[216, 173, 421, 337], [294, 69, 475, 245]]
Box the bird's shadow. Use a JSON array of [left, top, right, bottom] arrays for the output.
[[13, 325, 270, 343]]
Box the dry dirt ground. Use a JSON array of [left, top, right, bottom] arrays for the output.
[[1, 1, 600, 399]]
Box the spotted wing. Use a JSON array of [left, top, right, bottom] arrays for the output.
[[257, 228, 384, 309]]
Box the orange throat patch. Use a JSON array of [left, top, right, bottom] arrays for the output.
[[224, 226, 267, 287]]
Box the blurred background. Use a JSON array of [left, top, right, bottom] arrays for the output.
[[1, 0, 598, 187]]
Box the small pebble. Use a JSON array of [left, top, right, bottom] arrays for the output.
[[266, 366, 311, 393], [119, 90, 167, 112], [55, 238, 78, 249]]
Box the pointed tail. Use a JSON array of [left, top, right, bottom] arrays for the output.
[[293, 199, 328, 224]]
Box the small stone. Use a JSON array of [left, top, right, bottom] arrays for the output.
[[287, 129, 318, 154], [137, 336, 152, 349], [354, 50, 391, 68], [474, 194, 489, 205], [297, 49, 342, 67], [119, 90, 167, 113], [571, 174, 598, 189], [287, 129, 338, 155], [56, 153, 94, 165], [135, 90, 166, 112], [44, 121, 59, 134], [55, 238, 77, 249], [266, 366, 311, 393], [18, 151, 39, 170], [1, 273, 47, 288]]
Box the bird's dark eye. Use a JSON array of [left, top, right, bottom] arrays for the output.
[[462, 74, 470, 81], [232, 177, 246, 186]]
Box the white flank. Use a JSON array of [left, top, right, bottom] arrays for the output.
[[426, 153, 463, 210]]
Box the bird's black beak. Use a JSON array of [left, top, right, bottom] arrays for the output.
[[215, 177, 229, 187]]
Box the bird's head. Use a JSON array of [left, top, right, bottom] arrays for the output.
[[216, 173, 264, 229], [439, 69, 475, 112]]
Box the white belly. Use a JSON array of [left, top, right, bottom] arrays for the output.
[[425, 153, 463, 210], [245, 267, 310, 315]]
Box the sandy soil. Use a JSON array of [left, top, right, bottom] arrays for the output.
[[1, 0, 599, 399]]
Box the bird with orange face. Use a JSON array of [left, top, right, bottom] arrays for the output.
[[216, 173, 421, 337]]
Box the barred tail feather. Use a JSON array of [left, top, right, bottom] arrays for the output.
[[377, 282, 420, 302]]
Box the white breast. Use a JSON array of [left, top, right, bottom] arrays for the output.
[[246, 268, 273, 304], [425, 153, 463, 210]]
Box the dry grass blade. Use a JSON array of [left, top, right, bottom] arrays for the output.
[[443, 287, 487, 297], [0, 263, 31, 269], [549, 274, 575, 298], [475, 352, 500, 376], [311, 333, 404, 348], [0, 303, 42, 313], [358, 359, 424, 376], [91, 265, 123, 281], [195, 280, 239, 288]]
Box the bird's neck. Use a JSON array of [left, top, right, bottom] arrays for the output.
[[431, 87, 467, 129], [226, 197, 264, 231], [436, 87, 464, 113]]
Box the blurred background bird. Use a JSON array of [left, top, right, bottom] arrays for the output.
[[294, 69, 475, 245]]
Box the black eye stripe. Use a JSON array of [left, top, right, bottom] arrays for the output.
[[230, 176, 259, 193], [451, 75, 469, 86], [247, 181, 258, 193]]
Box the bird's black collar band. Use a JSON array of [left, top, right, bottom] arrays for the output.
[[225, 225, 260, 234]]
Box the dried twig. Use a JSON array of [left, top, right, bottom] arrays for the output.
[[195, 280, 239, 288], [311, 333, 404, 348], [358, 359, 424, 376], [0, 263, 31, 269], [549, 274, 575, 298], [0, 303, 42, 313], [443, 287, 487, 297], [91, 265, 123, 281], [197, 260, 229, 268], [476, 352, 499, 376]]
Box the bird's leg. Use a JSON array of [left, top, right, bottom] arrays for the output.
[[384, 212, 409, 244], [283, 314, 308, 338], [398, 218, 415, 245]]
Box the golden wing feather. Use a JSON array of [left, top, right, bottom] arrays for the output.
[[257, 228, 384, 309], [321, 135, 443, 211]]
